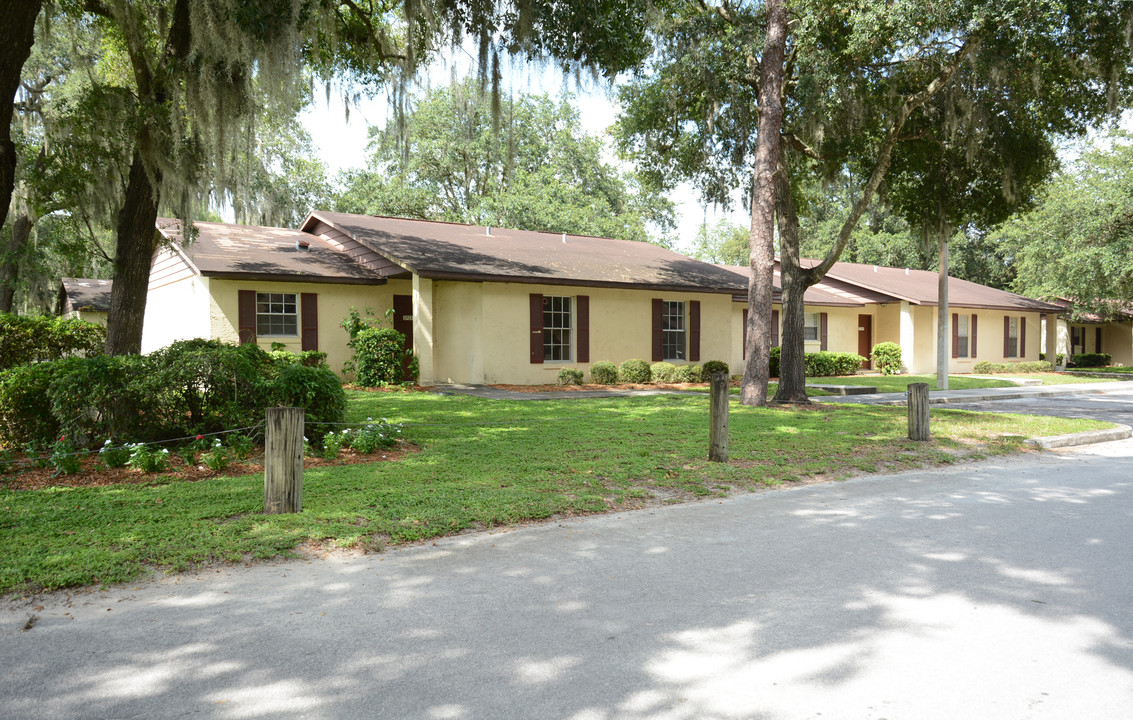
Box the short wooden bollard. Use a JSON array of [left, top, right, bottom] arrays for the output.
[[709, 372, 729, 462], [264, 406, 304, 514], [907, 382, 930, 441]]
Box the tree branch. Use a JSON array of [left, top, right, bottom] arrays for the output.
[[782, 132, 822, 160]]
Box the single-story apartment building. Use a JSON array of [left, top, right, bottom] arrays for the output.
[[140, 211, 1063, 382], [59, 278, 112, 325], [1044, 299, 1133, 365]]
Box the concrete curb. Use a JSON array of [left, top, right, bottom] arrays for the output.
[[1026, 424, 1133, 449], [838, 384, 1128, 407]]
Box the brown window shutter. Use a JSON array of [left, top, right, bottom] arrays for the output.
[[971, 314, 977, 358], [819, 312, 828, 351], [576, 295, 590, 363], [1020, 316, 1026, 357], [772, 309, 779, 347], [529, 293, 544, 364], [743, 308, 749, 359], [301, 293, 318, 351], [951, 313, 959, 358], [689, 300, 701, 362], [238, 290, 256, 345], [1004, 315, 1011, 357], [652, 298, 663, 362], [1095, 326, 1101, 354]]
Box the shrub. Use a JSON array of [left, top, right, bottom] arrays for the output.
[[589, 361, 618, 385], [127, 444, 170, 473], [350, 418, 402, 453], [98, 440, 131, 469], [557, 368, 584, 385], [1070, 352, 1111, 368], [355, 328, 417, 386], [269, 349, 329, 368], [803, 351, 865, 377], [0, 313, 105, 371], [701, 360, 730, 377], [0, 362, 62, 446], [650, 362, 678, 382], [974, 360, 1053, 374], [769, 347, 780, 378], [973, 360, 1009, 374], [321, 429, 352, 459], [48, 354, 150, 445], [269, 363, 347, 444], [871, 342, 903, 375], [673, 364, 702, 383], [1039, 352, 1066, 365], [50, 437, 81, 477], [227, 433, 254, 460], [200, 439, 230, 472], [619, 359, 652, 383]]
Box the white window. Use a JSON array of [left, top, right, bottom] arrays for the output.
[[803, 312, 820, 341], [1007, 317, 1019, 358], [543, 295, 572, 361], [663, 301, 686, 360], [957, 314, 970, 358], [256, 292, 297, 336]]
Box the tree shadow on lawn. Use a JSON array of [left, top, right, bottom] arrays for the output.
[[5, 448, 1132, 719]]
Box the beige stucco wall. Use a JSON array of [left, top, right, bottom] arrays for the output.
[[422, 281, 736, 385], [67, 309, 108, 326], [141, 275, 211, 354], [1054, 318, 1133, 365]]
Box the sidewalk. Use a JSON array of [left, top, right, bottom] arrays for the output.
[[817, 379, 1133, 406]]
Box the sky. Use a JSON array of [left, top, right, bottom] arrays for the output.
[[299, 58, 750, 255]]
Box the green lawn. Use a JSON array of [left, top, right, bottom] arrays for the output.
[[1064, 367, 1133, 374], [0, 390, 1112, 595], [809, 374, 1015, 392]]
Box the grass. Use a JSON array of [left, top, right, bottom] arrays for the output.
[[1064, 366, 1133, 374], [0, 390, 1112, 595]]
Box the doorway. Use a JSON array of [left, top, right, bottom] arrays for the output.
[[857, 314, 873, 370]]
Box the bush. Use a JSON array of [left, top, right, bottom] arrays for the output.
[[98, 440, 131, 469], [673, 364, 702, 383], [769, 347, 780, 378], [1070, 352, 1111, 368], [701, 360, 729, 377], [1039, 352, 1066, 365], [269, 349, 329, 368], [974, 360, 1053, 374], [557, 368, 584, 385], [589, 361, 618, 385], [350, 418, 402, 453], [270, 363, 347, 444], [0, 313, 105, 371], [126, 443, 170, 473], [355, 328, 417, 386], [803, 351, 865, 377], [619, 359, 652, 383], [0, 363, 62, 446], [650, 362, 678, 382], [871, 342, 903, 375]]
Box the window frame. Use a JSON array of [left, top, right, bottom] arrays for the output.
[[255, 292, 298, 337], [542, 295, 573, 362], [1006, 316, 1020, 358], [957, 314, 970, 359], [803, 312, 820, 342], [662, 300, 687, 361]]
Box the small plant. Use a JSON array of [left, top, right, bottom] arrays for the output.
[[178, 445, 198, 466], [557, 368, 584, 385], [322, 429, 353, 459], [99, 439, 131, 469], [228, 433, 254, 460], [589, 361, 618, 385], [673, 364, 702, 383], [871, 342, 903, 375], [200, 439, 230, 472], [618, 359, 652, 384], [0, 448, 13, 475], [650, 362, 678, 382], [1070, 352, 1111, 368], [350, 418, 402, 453], [50, 436, 81, 477], [127, 443, 170, 473], [701, 360, 730, 378], [24, 442, 49, 468]]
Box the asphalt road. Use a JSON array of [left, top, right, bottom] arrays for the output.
[[941, 387, 1133, 426], [4, 439, 1133, 719]]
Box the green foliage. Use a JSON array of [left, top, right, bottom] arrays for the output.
[[333, 79, 674, 245], [269, 350, 329, 368], [0, 313, 105, 370], [1070, 353, 1111, 368], [673, 364, 703, 383], [691, 220, 749, 265], [0, 362, 62, 445], [321, 429, 352, 459], [126, 444, 170, 474], [871, 342, 903, 375], [557, 368, 584, 386], [349, 419, 402, 454], [589, 361, 618, 385], [200, 440, 231, 472], [50, 437, 81, 477], [973, 360, 1053, 374], [1039, 352, 1065, 365], [701, 360, 729, 378], [227, 434, 254, 460], [769, 347, 781, 379], [98, 439, 131, 469], [649, 362, 678, 382], [354, 328, 417, 386], [803, 352, 865, 377], [269, 364, 347, 443], [618, 359, 652, 384]]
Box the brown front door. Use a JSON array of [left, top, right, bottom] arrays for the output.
[[393, 294, 414, 381], [857, 314, 873, 370]]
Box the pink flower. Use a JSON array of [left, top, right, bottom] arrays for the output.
[[195, 434, 204, 440]]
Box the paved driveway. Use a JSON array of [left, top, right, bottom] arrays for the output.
[[940, 387, 1133, 426], [5, 439, 1133, 719]]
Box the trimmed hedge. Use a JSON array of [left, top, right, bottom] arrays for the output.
[[803, 351, 865, 377], [673, 364, 702, 383], [0, 340, 345, 447], [1070, 353, 1111, 368], [701, 360, 729, 377], [355, 328, 418, 386], [973, 360, 1054, 374], [650, 362, 678, 382], [1039, 352, 1065, 365], [619, 359, 652, 384], [557, 368, 584, 386], [871, 342, 903, 375], [589, 361, 618, 385], [0, 313, 105, 370]]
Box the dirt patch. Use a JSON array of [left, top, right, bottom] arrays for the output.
[[0, 442, 416, 491]]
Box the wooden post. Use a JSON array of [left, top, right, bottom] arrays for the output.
[[709, 372, 729, 462], [907, 382, 930, 441], [264, 407, 304, 514]]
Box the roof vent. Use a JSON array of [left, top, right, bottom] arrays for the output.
[[296, 239, 310, 251]]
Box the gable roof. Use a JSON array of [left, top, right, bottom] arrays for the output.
[[155, 218, 385, 285], [60, 278, 112, 312], [301, 211, 749, 294]]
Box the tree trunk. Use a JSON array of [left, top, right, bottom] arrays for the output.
[[105, 154, 161, 355], [0, 212, 32, 313], [0, 1, 42, 238], [936, 231, 949, 390], [773, 162, 813, 403], [740, 0, 787, 407]]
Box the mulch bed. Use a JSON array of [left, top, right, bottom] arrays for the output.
[[0, 442, 415, 491]]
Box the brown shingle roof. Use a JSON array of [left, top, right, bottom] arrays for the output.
[[721, 265, 893, 307], [156, 219, 384, 285], [301, 211, 749, 293], [60, 278, 112, 312]]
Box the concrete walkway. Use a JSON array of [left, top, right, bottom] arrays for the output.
[[817, 379, 1133, 406]]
